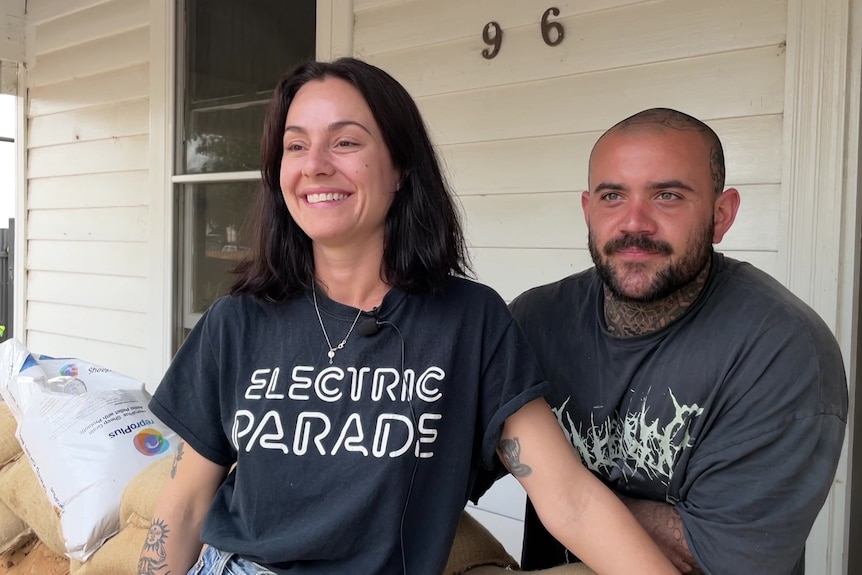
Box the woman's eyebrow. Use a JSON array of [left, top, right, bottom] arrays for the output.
[[283, 120, 372, 135]]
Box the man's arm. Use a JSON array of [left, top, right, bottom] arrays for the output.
[[619, 496, 703, 575]]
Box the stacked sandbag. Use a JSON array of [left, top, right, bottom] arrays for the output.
[[69, 455, 172, 575], [0, 401, 40, 558], [446, 511, 596, 575]]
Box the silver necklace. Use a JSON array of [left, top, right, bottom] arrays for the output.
[[312, 283, 363, 364]]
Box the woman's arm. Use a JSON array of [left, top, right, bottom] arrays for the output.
[[499, 398, 678, 575], [137, 441, 229, 575]]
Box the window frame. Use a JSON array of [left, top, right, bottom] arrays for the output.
[[147, 0, 352, 384]]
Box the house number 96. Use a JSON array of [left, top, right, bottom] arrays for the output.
[[482, 7, 565, 59]]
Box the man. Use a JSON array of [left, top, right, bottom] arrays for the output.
[[502, 108, 848, 574]]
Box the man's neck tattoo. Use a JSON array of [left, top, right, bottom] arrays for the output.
[[603, 263, 711, 337]]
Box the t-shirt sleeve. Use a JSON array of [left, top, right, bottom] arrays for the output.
[[474, 301, 550, 472], [676, 320, 847, 575], [679, 413, 843, 573], [149, 300, 237, 467]]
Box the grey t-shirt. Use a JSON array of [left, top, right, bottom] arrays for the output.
[[510, 253, 847, 575], [150, 276, 548, 575]]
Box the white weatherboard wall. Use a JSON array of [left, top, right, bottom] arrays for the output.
[[355, 0, 786, 303], [24, 0, 151, 383], [353, 0, 850, 567]]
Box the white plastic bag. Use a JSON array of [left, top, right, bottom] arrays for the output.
[[0, 339, 176, 561]]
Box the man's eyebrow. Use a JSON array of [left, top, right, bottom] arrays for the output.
[[647, 179, 695, 192], [593, 182, 626, 194], [283, 120, 372, 135]]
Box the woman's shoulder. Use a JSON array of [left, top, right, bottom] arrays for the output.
[[204, 292, 292, 325], [441, 275, 507, 304]]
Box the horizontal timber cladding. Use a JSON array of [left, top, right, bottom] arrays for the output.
[[28, 171, 149, 210], [461, 185, 779, 251], [356, 0, 786, 296], [28, 270, 148, 314], [27, 240, 148, 278], [359, 0, 785, 97], [28, 99, 148, 148], [440, 115, 783, 195], [23, 0, 152, 373], [417, 47, 784, 145]]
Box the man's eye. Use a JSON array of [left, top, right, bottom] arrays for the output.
[[602, 192, 620, 201], [658, 192, 678, 200]]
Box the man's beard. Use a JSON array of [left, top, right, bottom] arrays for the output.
[[588, 222, 714, 303]]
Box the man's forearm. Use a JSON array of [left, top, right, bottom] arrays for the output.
[[620, 496, 703, 574]]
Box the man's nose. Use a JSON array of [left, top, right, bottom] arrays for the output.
[[619, 199, 657, 235]]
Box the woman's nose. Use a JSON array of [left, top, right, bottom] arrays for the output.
[[302, 144, 335, 177]]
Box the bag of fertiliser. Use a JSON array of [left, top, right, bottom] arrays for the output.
[[0, 339, 176, 561]]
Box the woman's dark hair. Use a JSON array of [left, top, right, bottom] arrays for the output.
[[230, 57, 470, 301]]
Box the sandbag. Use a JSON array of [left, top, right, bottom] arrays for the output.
[[0, 456, 66, 557], [69, 524, 146, 575], [0, 339, 177, 561], [444, 511, 517, 575], [120, 454, 172, 528], [0, 402, 21, 467], [0, 496, 33, 555]]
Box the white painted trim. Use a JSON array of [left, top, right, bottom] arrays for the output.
[[13, 61, 25, 347], [316, 0, 354, 60], [148, 0, 174, 391], [782, 0, 854, 572], [837, 0, 862, 569], [172, 171, 259, 184]]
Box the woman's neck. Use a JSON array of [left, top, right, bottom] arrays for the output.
[[313, 242, 390, 311]]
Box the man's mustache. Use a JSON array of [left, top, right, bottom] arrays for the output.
[[603, 234, 673, 256]]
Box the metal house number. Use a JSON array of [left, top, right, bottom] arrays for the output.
[[482, 7, 565, 59]]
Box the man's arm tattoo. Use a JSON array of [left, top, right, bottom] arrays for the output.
[[137, 517, 172, 575], [170, 441, 185, 480], [623, 497, 703, 574], [498, 437, 532, 477]]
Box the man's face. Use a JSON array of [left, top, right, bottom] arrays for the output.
[[583, 127, 733, 303]]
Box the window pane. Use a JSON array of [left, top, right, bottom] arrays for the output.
[[181, 0, 315, 174], [182, 181, 257, 317]]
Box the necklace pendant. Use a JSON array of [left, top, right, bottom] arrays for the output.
[[327, 349, 335, 364]]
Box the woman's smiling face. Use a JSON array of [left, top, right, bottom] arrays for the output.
[[279, 76, 400, 250]]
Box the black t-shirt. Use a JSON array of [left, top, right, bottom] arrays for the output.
[[150, 276, 548, 575], [508, 253, 847, 575]]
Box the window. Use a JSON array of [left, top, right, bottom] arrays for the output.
[[173, 0, 316, 346]]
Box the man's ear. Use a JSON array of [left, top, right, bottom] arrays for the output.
[[581, 190, 591, 226], [712, 188, 741, 243]]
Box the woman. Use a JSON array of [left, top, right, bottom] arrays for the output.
[[138, 58, 677, 575]]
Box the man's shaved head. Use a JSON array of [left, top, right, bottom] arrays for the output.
[[592, 108, 726, 195]]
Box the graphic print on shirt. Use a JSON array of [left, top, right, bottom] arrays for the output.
[[552, 391, 703, 485], [231, 364, 444, 459]]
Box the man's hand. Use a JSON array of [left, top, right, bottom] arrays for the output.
[[619, 496, 704, 574]]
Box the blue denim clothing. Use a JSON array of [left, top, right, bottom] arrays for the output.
[[188, 546, 277, 575]]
